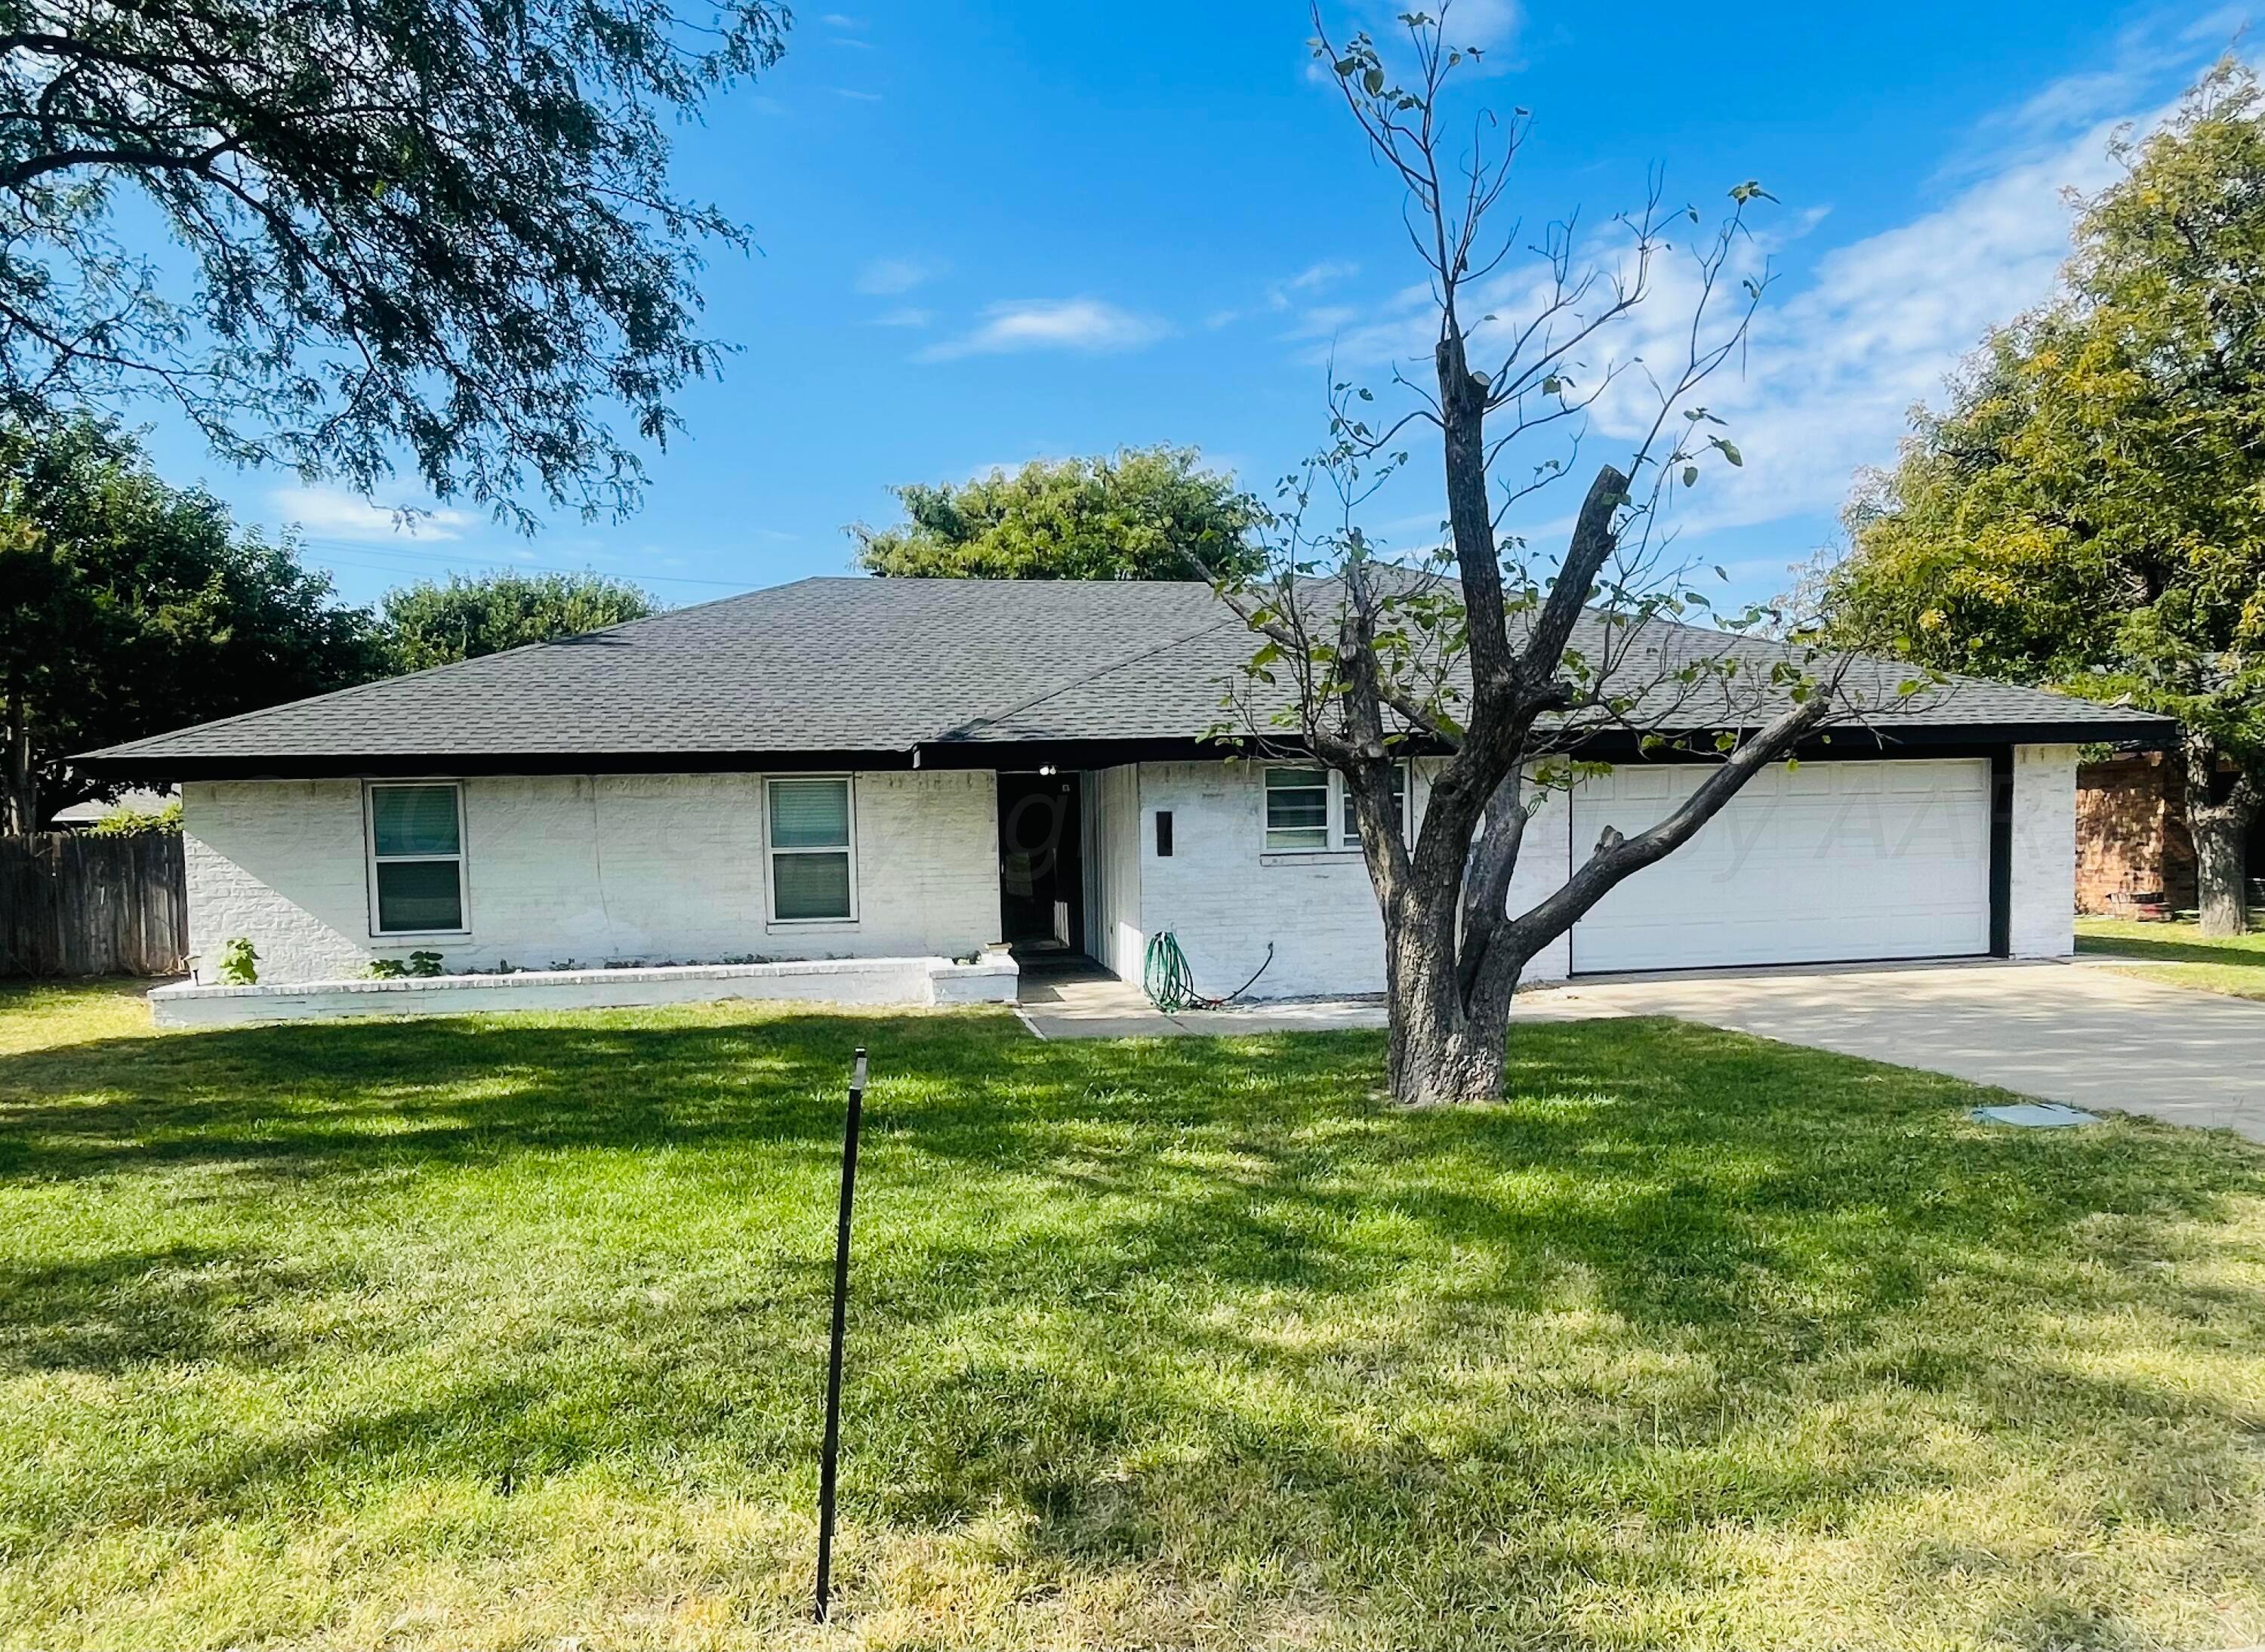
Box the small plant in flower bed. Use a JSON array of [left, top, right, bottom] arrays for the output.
[[366, 952, 446, 980], [216, 937, 258, 984]]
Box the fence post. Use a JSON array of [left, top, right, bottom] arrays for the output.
[[814, 1044, 868, 1623]]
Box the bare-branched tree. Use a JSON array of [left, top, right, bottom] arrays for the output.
[[1200, 7, 1923, 1105]]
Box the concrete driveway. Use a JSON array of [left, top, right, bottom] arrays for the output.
[[1550, 960, 2265, 1141]]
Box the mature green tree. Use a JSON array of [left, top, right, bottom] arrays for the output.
[[0, 418, 384, 831], [851, 446, 1265, 579], [1823, 60, 2265, 934], [380, 571, 658, 672], [0, 0, 785, 523]]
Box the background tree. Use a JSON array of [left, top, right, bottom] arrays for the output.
[[1208, 8, 1888, 1106], [1820, 61, 2265, 935], [0, 418, 384, 831], [851, 446, 1265, 579], [0, 0, 786, 524], [381, 571, 659, 673]]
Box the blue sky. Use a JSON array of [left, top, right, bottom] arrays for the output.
[[136, 0, 2257, 612]]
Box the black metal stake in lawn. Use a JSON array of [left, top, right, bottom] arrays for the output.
[[814, 1044, 867, 1623]]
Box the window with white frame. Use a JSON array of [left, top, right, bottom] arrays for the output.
[[366, 782, 467, 933], [1263, 766, 1331, 851], [768, 775, 855, 921], [1263, 763, 1410, 853], [1342, 765, 1407, 849]]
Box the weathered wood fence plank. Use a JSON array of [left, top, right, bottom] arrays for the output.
[[0, 833, 187, 978]]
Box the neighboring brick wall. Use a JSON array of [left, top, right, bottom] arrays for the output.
[[2075, 751, 2193, 913], [180, 770, 1000, 985], [2010, 744, 2079, 958]]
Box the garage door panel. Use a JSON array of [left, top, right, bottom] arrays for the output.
[[1569, 758, 1992, 973]]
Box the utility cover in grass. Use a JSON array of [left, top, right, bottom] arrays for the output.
[[1972, 1102, 2102, 1127]]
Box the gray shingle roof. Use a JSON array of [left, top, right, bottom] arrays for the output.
[[79, 575, 2168, 776]]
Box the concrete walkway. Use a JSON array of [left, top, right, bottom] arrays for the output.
[[1013, 958, 1597, 1041], [1018, 954, 2265, 1141], [1554, 959, 2265, 1141]]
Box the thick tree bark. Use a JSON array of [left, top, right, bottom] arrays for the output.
[[1384, 898, 1511, 1106], [2184, 729, 2258, 937], [2194, 810, 2248, 935], [1375, 694, 1833, 1105], [2, 685, 35, 837]]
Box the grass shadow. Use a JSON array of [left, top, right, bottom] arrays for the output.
[[2076, 930, 2265, 966]]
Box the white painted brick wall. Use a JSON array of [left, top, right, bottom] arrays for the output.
[[1137, 760, 1387, 998], [2010, 742, 2079, 959], [181, 769, 1000, 985], [1127, 760, 1574, 1000]]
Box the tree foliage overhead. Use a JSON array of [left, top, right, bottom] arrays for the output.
[[0, 417, 385, 830], [851, 446, 1265, 580], [1820, 60, 2265, 928], [381, 570, 659, 673], [0, 0, 787, 524]]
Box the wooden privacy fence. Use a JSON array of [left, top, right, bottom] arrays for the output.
[[0, 832, 187, 977]]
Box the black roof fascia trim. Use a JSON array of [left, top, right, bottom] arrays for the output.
[[83, 713, 2171, 785], [75, 748, 925, 783]]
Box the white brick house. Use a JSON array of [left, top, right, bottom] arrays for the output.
[[79, 576, 2164, 1017]]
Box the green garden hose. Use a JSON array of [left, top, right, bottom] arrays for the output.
[[1142, 929, 1273, 1012]]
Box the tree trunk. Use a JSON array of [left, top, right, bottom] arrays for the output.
[[2193, 807, 2247, 935], [1382, 902, 1513, 1106], [2, 687, 34, 837], [2182, 729, 2254, 938]]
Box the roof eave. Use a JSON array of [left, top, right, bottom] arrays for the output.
[[75, 710, 2176, 786], [71, 747, 929, 784]]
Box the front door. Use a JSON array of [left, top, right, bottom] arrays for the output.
[[997, 772, 1083, 950]]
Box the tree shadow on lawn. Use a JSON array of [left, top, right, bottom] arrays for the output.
[[0, 1242, 362, 1375], [2077, 930, 2265, 967], [4, 1007, 2264, 1641]]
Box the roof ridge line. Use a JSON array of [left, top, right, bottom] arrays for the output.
[[932, 608, 1247, 744]]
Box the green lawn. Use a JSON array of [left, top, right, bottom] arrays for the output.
[[3, 983, 2264, 1650], [2076, 917, 2265, 1002]]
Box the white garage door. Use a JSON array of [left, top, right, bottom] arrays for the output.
[[1568, 758, 1992, 974]]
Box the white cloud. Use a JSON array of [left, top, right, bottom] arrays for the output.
[[1279, 302, 1362, 341], [834, 87, 883, 103], [1331, 0, 1519, 69], [855, 256, 939, 295], [1607, 103, 2142, 541], [1277, 258, 1360, 304], [870, 305, 932, 328], [1308, 32, 2240, 566], [1431, 0, 1519, 51], [270, 485, 476, 542], [917, 298, 1170, 362], [820, 11, 864, 26]]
